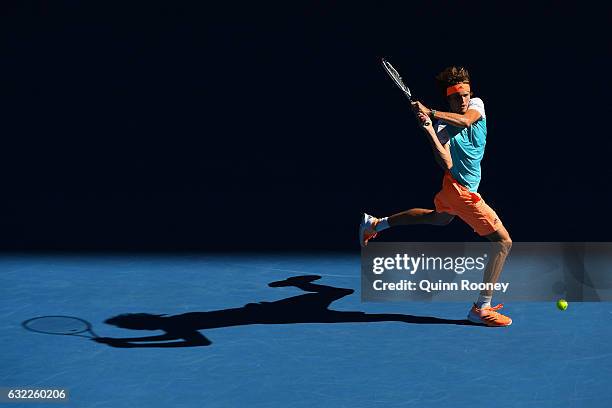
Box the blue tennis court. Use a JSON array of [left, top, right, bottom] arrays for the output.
[[2, 253, 611, 407], [3, 1, 611, 407]]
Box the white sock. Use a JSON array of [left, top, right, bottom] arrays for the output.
[[374, 217, 390, 232], [476, 294, 492, 309]]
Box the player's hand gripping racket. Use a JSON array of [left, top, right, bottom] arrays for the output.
[[381, 58, 431, 127]]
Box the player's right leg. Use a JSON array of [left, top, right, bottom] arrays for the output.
[[359, 210, 454, 247], [467, 224, 513, 326]]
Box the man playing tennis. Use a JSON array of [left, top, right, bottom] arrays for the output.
[[359, 66, 513, 327]]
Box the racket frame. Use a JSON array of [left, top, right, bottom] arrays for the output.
[[22, 315, 99, 339], [381, 58, 431, 127]]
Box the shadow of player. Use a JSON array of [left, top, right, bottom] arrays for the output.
[[94, 275, 478, 348]]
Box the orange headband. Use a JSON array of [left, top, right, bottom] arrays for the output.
[[446, 83, 471, 96]]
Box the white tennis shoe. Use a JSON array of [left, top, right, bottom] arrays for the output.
[[359, 213, 380, 247]]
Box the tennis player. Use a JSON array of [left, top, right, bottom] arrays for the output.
[[359, 66, 512, 327]]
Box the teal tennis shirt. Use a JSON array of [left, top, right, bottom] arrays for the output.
[[435, 97, 487, 192]]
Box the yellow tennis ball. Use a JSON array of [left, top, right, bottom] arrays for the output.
[[556, 299, 568, 310]]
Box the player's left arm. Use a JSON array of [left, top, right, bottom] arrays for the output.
[[93, 331, 211, 347]]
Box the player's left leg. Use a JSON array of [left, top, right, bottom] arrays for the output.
[[359, 172, 458, 247], [359, 210, 454, 247], [388, 208, 455, 227], [268, 275, 354, 310]]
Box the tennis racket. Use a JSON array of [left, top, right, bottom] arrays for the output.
[[23, 316, 99, 339], [381, 58, 431, 127]]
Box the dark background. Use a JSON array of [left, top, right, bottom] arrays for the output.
[[1, 1, 610, 251]]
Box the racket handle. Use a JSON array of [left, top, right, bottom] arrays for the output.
[[410, 98, 431, 127]]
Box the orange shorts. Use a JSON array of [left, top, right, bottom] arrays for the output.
[[434, 171, 502, 236]]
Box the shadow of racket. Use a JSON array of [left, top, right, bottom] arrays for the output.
[[22, 316, 99, 339]]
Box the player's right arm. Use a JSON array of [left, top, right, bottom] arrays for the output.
[[416, 111, 453, 170]]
